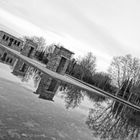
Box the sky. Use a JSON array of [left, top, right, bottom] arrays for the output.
[[0, 0, 140, 71]]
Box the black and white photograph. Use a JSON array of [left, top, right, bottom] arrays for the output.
[[0, 0, 140, 140]]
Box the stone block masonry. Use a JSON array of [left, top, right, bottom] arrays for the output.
[[0, 30, 74, 102], [36, 45, 74, 101], [21, 39, 38, 58], [12, 38, 38, 77], [36, 74, 60, 101], [12, 59, 29, 77], [0, 31, 23, 52], [0, 45, 17, 66]]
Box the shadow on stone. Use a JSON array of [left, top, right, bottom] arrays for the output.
[[38, 93, 54, 102]]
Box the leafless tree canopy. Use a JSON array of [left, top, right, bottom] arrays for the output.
[[108, 54, 140, 88]]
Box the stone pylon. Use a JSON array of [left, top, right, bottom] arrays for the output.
[[36, 45, 74, 101], [36, 74, 60, 101], [12, 39, 37, 76]]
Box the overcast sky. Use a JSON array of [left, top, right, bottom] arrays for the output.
[[0, 0, 140, 71]]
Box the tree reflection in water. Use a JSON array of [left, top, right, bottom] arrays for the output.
[[59, 82, 106, 109], [86, 101, 140, 140], [59, 83, 140, 140], [20, 67, 42, 88], [59, 83, 84, 109], [59, 81, 107, 109], [14, 67, 140, 139]]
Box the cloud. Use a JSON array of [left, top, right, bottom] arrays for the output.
[[0, 4, 113, 71]]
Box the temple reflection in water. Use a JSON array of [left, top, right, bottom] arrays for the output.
[[0, 30, 140, 140], [11, 67, 140, 139]]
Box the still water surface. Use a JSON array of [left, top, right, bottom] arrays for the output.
[[0, 63, 140, 140]]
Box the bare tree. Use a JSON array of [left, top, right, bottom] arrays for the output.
[[45, 43, 56, 54], [108, 54, 140, 88], [80, 52, 96, 74], [22, 36, 47, 51], [77, 52, 96, 80]]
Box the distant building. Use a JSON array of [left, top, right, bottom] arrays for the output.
[[0, 30, 23, 52], [0, 30, 74, 101], [0, 30, 38, 67], [0, 31, 24, 65]]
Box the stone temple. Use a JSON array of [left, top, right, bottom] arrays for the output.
[[12, 39, 38, 76], [0, 30, 74, 101], [36, 45, 74, 101], [0, 30, 23, 65]]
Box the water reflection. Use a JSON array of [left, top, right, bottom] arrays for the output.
[[1, 62, 140, 140], [86, 102, 140, 140], [14, 66, 42, 89], [20, 67, 42, 88], [57, 83, 140, 140], [12, 66, 140, 139], [59, 83, 140, 139], [59, 83, 84, 109]]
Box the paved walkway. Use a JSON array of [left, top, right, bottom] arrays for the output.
[[1, 44, 140, 111]]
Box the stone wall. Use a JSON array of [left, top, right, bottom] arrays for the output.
[[59, 46, 74, 59], [12, 59, 29, 76], [21, 39, 38, 58], [0, 45, 5, 58], [36, 45, 73, 101], [0, 45, 17, 66], [0, 31, 23, 52], [3, 53, 17, 66], [0, 31, 74, 101], [46, 46, 74, 75], [36, 74, 60, 101], [46, 54, 61, 71]]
